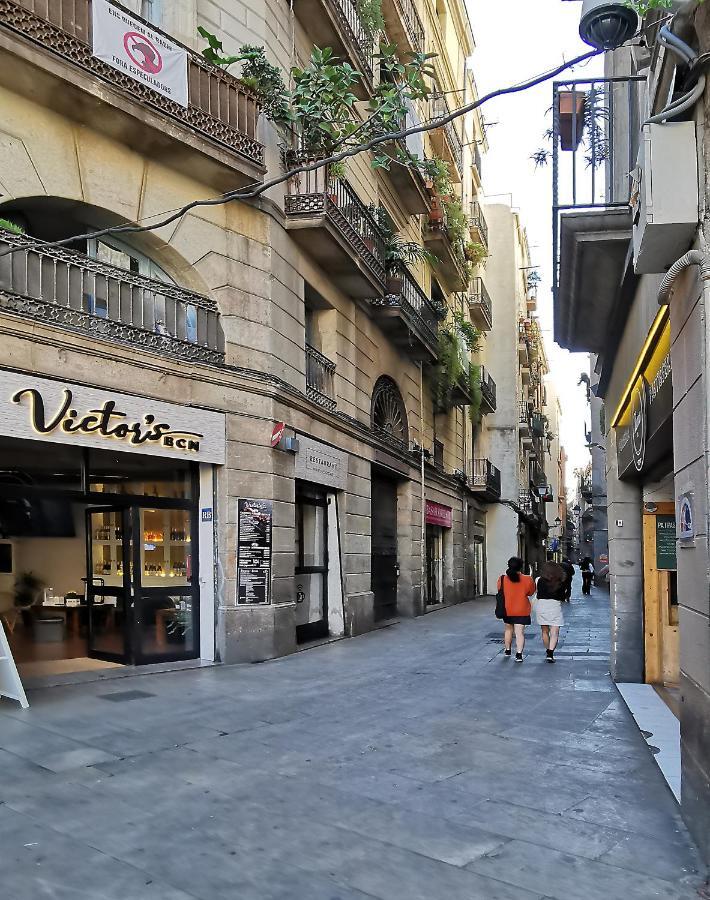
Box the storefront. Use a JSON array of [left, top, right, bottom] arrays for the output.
[[425, 500, 452, 606], [612, 311, 677, 685], [0, 371, 224, 678], [293, 435, 346, 642]]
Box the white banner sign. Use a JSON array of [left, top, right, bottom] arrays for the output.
[[92, 0, 188, 107]]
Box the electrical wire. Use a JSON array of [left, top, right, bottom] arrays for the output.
[[0, 47, 602, 260]]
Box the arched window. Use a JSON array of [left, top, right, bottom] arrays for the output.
[[371, 376, 408, 446]]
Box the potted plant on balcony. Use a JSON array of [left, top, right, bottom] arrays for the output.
[[372, 207, 436, 293], [558, 89, 587, 151], [464, 241, 487, 266]]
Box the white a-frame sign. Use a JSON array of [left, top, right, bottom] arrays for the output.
[[0, 619, 29, 708]]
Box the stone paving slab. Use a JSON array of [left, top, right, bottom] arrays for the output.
[[0, 578, 706, 899]]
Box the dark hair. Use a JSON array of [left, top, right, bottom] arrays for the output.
[[506, 556, 524, 583], [540, 561, 566, 591]]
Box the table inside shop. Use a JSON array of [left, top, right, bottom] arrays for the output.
[[38, 598, 117, 635]]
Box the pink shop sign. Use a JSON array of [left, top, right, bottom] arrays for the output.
[[425, 501, 452, 528]]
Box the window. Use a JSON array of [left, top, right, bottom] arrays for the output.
[[141, 0, 162, 25], [371, 376, 409, 447]]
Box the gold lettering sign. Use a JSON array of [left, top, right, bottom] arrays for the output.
[[12, 388, 203, 453]]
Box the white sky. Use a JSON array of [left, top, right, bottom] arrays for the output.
[[466, 0, 604, 485]]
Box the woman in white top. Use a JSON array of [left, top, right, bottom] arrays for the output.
[[534, 561, 568, 663]]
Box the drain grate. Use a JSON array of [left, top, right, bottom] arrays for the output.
[[99, 690, 156, 702]]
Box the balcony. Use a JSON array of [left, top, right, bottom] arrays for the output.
[[428, 96, 464, 182], [0, 0, 264, 190], [531, 412, 546, 438], [468, 459, 501, 502], [285, 167, 385, 298], [518, 323, 530, 364], [468, 277, 492, 331], [425, 218, 468, 291], [0, 229, 224, 364], [294, 0, 374, 92], [472, 143, 483, 184], [306, 344, 336, 411], [580, 478, 593, 501], [370, 267, 439, 362], [468, 202, 488, 250], [382, 0, 425, 56], [479, 367, 496, 413]]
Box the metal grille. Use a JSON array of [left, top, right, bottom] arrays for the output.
[[551, 76, 645, 300], [286, 167, 386, 287], [371, 267, 439, 348], [469, 201, 488, 248], [371, 375, 408, 447], [305, 343, 336, 410], [3, 0, 264, 166], [468, 458, 501, 496], [0, 229, 224, 364], [468, 277, 492, 330], [327, 0, 374, 82], [429, 95, 464, 177], [479, 366, 496, 411]]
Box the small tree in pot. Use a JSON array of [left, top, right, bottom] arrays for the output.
[[14, 572, 44, 628]]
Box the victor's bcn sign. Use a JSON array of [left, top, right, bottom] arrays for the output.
[[12, 388, 203, 452]]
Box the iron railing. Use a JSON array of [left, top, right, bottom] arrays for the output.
[[468, 458, 501, 497], [551, 76, 645, 300], [2, 0, 264, 167], [469, 201, 488, 248], [468, 277, 492, 330], [372, 266, 440, 347], [389, 0, 425, 54], [473, 143, 483, 180], [430, 95, 464, 176], [479, 366, 496, 411], [327, 0, 374, 82], [0, 230, 224, 364], [519, 401, 531, 427], [285, 167, 386, 286], [306, 344, 336, 410]]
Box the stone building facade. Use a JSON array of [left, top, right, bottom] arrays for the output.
[[0, 0, 536, 675]]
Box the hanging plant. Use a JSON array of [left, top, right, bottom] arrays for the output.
[[442, 198, 467, 245], [464, 241, 487, 267], [468, 365, 483, 426], [431, 328, 464, 411], [329, 160, 347, 180], [356, 0, 384, 38]]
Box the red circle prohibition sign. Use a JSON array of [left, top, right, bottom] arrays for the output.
[[123, 31, 163, 74]]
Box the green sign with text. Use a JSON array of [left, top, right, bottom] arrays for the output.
[[656, 514, 677, 570]]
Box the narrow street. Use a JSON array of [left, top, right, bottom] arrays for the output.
[[0, 579, 704, 900]]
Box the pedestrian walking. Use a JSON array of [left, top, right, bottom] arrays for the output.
[[581, 556, 594, 595], [534, 561, 568, 663], [497, 556, 536, 663], [561, 557, 575, 600]]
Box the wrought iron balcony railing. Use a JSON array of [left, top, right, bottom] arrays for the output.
[[306, 343, 336, 410], [0, 230, 224, 364], [519, 401, 532, 427], [468, 458, 501, 499], [285, 166, 385, 297], [429, 95, 464, 178], [469, 201, 489, 249], [479, 366, 496, 412], [384, 0, 425, 55], [326, 0, 374, 83], [370, 266, 439, 361], [468, 277, 492, 331], [2, 0, 264, 169]]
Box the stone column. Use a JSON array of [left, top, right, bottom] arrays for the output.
[[606, 428, 644, 682]]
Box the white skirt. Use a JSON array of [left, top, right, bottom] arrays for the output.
[[534, 598, 565, 626]]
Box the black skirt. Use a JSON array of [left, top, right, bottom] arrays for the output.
[[502, 615, 531, 625]]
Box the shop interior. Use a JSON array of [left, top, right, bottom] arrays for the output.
[[0, 436, 198, 679]]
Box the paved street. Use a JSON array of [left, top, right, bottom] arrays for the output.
[[0, 578, 705, 900]]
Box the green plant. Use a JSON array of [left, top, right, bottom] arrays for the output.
[[443, 199, 467, 245], [468, 364, 483, 426], [14, 572, 43, 609], [420, 156, 453, 197], [464, 241, 488, 267], [329, 160, 347, 180], [371, 207, 436, 274], [452, 311, 481, 352], [431, 318, 481, 410], [197, 30, 291, 124], [532, 84, 611, 171], [357, 0, 384, 37], [0, 218, 24, 235]]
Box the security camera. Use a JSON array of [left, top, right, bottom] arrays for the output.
[[578, 0, 639, 50]]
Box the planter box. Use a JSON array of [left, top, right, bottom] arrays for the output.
[[559, 91, 586, 151]]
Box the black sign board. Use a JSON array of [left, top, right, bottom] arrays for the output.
[[656, 514, 677, 570], [236, 499, 272, 605]]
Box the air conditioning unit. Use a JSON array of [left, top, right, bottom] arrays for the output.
[[631, 122, 698, 274]]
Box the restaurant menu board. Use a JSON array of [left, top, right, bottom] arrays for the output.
[[656, 514, 677, 571], [236, 499, 272, 605]]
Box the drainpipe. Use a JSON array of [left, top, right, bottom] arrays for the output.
[[420, 362, 426, 612]]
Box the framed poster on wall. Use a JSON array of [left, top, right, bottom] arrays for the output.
[[236, 499, 272, 605]]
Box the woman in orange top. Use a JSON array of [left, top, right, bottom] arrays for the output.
[[497, 556, 536, 662]]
